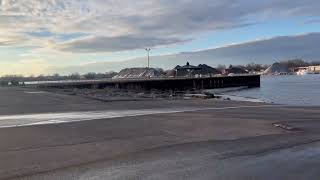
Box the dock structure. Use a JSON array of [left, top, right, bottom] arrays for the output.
[[31, 75, 260, 90]]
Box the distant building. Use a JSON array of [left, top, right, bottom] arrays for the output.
[[263, 62, 290, 75], [308, 66, 320, 74], [296, 65, 320, 75], [113, 68, 164, 79], [174, 62, 221, 77]]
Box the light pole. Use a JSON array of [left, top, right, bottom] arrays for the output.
[[145, 48, 151, 69]]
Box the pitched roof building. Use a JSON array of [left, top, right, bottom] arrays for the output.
[[263, 62, 290, 75], [113, 68, 164, 79], [174, 62, 221, 77]]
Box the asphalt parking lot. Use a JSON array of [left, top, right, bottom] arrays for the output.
[[1, 87, 320, 180]]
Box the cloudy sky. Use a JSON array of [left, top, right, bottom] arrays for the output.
[[0, 0, 320, 75]]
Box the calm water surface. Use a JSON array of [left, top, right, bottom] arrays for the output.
[[224, 74, 320, 106]]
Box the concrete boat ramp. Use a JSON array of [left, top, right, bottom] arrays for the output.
[[1, 87, 320, 180]]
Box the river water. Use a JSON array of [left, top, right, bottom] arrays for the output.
[[223, 74, 320, 106]]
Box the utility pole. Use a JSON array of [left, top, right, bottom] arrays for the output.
[[145, 48, 151, 69]]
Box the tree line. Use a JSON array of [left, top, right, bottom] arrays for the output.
[[216, 63, 269, 72], [217, 59, 320, 72], [0, 72, 118, 86]]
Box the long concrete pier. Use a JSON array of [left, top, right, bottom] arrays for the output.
[[31, 75, 260, 90]]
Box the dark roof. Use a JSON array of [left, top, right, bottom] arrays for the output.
[[175, 62, 201, 70], [198, 64, 221, 74], [174, 62, 221, 76]]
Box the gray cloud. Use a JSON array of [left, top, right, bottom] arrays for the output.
[[116, 0, 320, 36], [51, 33, 320, 74], [0, 34, 29, 46], [58, 36, 188, 53], [305, 19, 320, 24], [0, 0, 320, 51]]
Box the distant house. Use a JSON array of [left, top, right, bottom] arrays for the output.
[[308, 65, 320, 74], [296, 65, 320, 75], [174, 62, 221, 77], [224, 67, 248, 75]]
